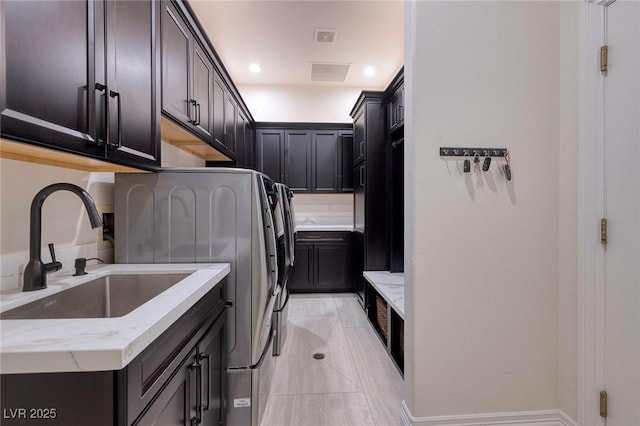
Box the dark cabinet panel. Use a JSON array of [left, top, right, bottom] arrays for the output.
[[212, 73, 225, 148], [290, 233, 352, 293], [353, 110, 366, 165], [236, 110, 247, 167], [192, 42, 214, 140], [289, 243, 313, 292], [224, 93, 237, 154], [389, 84, 404, 131], [1, 0, 100, 156], [134, 349, 198, 426], [314, 244, 350, 291], [2, 0, 160, 168], [285, 130, 312, 191], [256, 129, 284, 182], [353, 164, 365, 232], [161, 2, 192, 126], [352, 231, 365, 308], [312, 131, 338, 192], [198, 318, 226, 426], [105, 0, 160, 166], [339, 132, 354, 192]]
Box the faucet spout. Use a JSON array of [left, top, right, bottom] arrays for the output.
[[23, 183, 103, 292]]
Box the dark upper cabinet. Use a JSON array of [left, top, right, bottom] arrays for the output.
[[212, 73, 225, 148], [352, 110, 366, 165], [161, 2, 191, 126], [103, 0, 160, 166], [338, 131, 354, 192], [256, 129, 284, 182], [285, 130, 312, 191], [1, 0, 160, 168], [312, 131, 338, 192], [389, 83, 404, 131], [192, 42, 214, 140], [235, 110, 247, 167], [224, 92, 237, 154], [162, 2, 215, 143], [255, 125, 352, 193], [239, 113, 255, 170], [289, 232, 352, 293]]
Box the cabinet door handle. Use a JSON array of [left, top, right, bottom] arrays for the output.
[[307, 247, 312, 284], [198, 352, 211, 412], [109, 90, 122, 149], [360, 165, 366, 187], [190, 359, 203, 425], [95, 83, 109, 147], [187, 99, 194, 123], [359, 141, 365, 156], [398, 105, 403, 122], [195, 102, 201, 126]]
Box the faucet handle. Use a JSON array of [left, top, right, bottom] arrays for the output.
[[45, 243, 63, 273]]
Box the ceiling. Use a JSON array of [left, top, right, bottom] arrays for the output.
[[189, 0, 404, 90]]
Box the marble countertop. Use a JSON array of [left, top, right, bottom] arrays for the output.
[[0, 263, 230, 374], [295, 214, 354, 232], [363, 271, 405, 320]]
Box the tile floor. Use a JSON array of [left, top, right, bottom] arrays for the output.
[[261, 293, 404, 426]]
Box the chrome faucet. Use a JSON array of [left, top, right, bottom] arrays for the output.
[[23, 183, 103, 292]]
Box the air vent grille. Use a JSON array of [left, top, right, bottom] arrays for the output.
[[310, 63, 350, 83], [315, 29, 337, 44]]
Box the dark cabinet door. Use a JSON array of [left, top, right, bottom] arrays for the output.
[[244, 121, 255, 170], [353, 164, 365, 232], [289, 243, 313, 291], [224, 93, 237, 154], [312, 131, 338, 192], [235, 110, 247, 167], [1, 0, 102, 156], [338, 132, 354, 192], [134, 349, 199, 426], [212, 73, 225, 148], [256, 129, 284, 182], [161, 2, 192, 126], [315, 243, 351, 291], [352, 232, 365, 307], [284, 130, 312, 192], [198, 317, 226, 426], [105, 0, 160, 167], [352, 109, 366, 165], [191, 42, 213, 141]]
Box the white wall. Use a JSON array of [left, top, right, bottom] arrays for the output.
[[405, 0, 562, 418], [0, 141, 205, 291], [558, 1, 579, 420], [238, 84, 362, 123], [0, 158, 114, 291]]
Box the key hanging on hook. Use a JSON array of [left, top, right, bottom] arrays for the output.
[[503, 151, 512, 181], [482, 156, 491, 171]]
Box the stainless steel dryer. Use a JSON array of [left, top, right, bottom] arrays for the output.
[[114, 168, 279, 426]]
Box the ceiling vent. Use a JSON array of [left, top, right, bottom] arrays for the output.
[[310, 63, 351, 83], [315, 28, 338, 44]]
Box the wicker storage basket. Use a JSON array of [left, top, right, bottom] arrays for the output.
[[375, 294, 388, 339]]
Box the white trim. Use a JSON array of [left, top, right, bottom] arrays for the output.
[[578, 1, 607, 426], [401, 402, 577, 426]]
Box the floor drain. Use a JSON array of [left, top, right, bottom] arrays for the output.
[[312, 353, 325, 360]]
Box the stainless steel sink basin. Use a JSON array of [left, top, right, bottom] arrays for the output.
[[0, 273, 191, 320]]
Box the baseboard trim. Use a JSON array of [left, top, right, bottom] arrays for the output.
[[401, 401, 577, 426]]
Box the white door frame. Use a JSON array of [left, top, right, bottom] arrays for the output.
[[578, 1, 612, 425]]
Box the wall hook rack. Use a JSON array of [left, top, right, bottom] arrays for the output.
[[439, 147, 508, 158]]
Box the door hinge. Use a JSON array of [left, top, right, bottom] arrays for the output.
[[600, 45, 608, 75], [601, 218, 608, 246], [600, 390, 608, 418]]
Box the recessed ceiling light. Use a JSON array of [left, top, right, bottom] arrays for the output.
[[249, 63, 262, 73], [363, 66, 376, 76]]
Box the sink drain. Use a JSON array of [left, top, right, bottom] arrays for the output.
[[312, 353, 325, 360]]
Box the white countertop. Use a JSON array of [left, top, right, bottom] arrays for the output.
[[363, 271, 405, 320], [0, 263, 230, 374]]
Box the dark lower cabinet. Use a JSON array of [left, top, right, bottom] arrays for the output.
[[289, 232, 352, 293], [0, 281, 228, 426], [352, 231, 365, 308]]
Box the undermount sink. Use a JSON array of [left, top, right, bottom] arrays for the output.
[[0, 273, 190, 320]]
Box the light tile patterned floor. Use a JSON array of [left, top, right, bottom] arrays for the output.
[[261, 293, 404, 426]]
